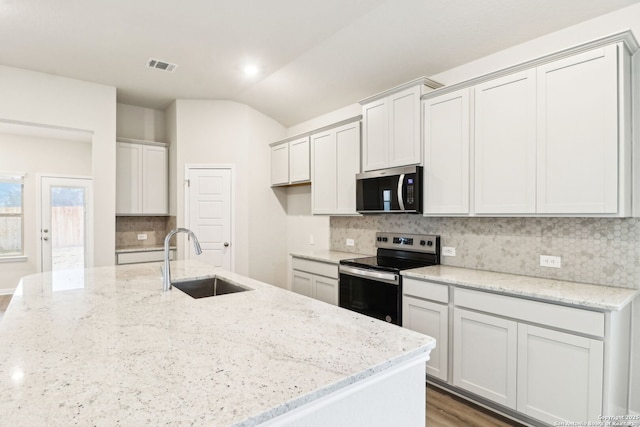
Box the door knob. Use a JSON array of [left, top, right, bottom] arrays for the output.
[[223, 242, 229, 247]]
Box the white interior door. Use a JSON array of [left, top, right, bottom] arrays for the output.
[[40, 176, 93, 272], [186, 167, 232, 270]]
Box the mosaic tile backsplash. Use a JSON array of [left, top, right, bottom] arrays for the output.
[[330, 216, 640, 289], [116, 216, 176, 248]]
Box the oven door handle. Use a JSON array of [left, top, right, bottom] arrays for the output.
[[339, 265, 399, 285]]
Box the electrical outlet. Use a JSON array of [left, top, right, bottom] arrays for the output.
[[540, 255, 561, 268], [442, 246, 456, 257], [346, 238, 355, 247], [137, 234, 148, 241]]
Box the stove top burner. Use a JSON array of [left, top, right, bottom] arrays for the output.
[[340, 255, 435, 273], [339, 232, 441, 273]]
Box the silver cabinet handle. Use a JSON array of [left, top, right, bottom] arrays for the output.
[[43, 237, 49, 241]]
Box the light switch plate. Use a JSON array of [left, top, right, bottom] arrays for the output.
[[346, 238, 355, 247], [137, 234, 148, 241]]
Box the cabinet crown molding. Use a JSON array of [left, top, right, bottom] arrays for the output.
[[422, 30, 639, 100], [269, 115, 362, 147], [359, 76, 443, 105]]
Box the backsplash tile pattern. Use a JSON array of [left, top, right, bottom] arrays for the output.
[[116, 216, 176, 248], [330, 216, 640, 289]]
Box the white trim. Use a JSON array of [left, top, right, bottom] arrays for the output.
[[0, 288, 16, 295], [184, 164, 236, 272], [37, 174, 94, 272], [0, 256, 27, 263]]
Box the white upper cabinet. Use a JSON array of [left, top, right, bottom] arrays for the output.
[[288, 137, 311, 184], [270, 143, 289, 186], [361, 79, 441, 172], [116, 140, 168, 215], [312, 121, 360, 215], [423, 88, 470, 215], [536, 45, 619, 214], [421, 33, 636, 217], [271, 136, 310, 186], [474, 69, 537, 214]]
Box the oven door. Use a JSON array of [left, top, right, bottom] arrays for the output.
[[338, 265, 401, 325]]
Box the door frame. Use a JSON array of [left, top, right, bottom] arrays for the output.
[[37, 174, 94, 272], [184, 164, 236, 272]]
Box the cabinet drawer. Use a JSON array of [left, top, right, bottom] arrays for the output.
[[117, 249, 174, 265], [454, 287, 604, 337], [291, 257, 338, 279], [403, 278, 449, 303]]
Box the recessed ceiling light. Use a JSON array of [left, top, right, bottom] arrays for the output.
[[243, 64, 260, 77]]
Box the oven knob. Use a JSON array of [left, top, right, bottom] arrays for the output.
[[382, 237, 388, 242], [377, 237, 382, 242], [420, 240, 426, 246], [427, 240, 433, 246]]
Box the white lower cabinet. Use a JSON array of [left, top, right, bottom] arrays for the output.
[[452, 308, 517, 409], [291, 257, 338, 306], [516, 324, 603, 424], [402, 278, 449, 381], [402, 275, 632, 426], [452, 287, 612, 424]]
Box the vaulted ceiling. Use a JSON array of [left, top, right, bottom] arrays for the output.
[[1, 0, 638, 126]]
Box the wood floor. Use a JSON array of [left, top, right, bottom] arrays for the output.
[[427, 384, 523, 427], [0, 295, 520, 426]]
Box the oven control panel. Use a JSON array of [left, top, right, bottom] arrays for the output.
[[375, 232, 439, 254]]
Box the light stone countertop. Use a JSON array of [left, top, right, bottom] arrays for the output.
[[403, 265, 638, 311], [115, 245, 176, 253], [0, 260, 435, 426], [290, 250, 372, 264]]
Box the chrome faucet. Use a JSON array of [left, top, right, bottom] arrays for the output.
[[163, 228, 202, 291]]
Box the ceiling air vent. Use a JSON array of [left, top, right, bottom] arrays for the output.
[[146, 58, 177, 72]]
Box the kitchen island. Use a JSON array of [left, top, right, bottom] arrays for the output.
[[0, 260, 435, 426]]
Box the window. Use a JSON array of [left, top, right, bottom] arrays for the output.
[[0, 174, 24, 257]]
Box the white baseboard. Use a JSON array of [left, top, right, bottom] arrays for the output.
[[629, 409, 640, 416], [0, 288, 16, 295]]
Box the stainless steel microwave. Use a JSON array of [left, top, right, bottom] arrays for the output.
[[355, 166, 423, 214]]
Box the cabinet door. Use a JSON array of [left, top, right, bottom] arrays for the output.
[[271, 143, 289, 186], [453, 308, 517, 409], [423, 89, 470, 214], [362, 98, 389, 171], [116, 142, 142, 214], [389, 85, 422, 168], [289, 136, 310, 183], [313, 276, 338, 306], [517, 324, 604, 424], [311, 130, 337, 214], [537, 45, 618, 214], [291, 270, 313, 298], [334, 122, 360, 214], [403, 296, 448, 381], [475, 70, 536, 214], [142, 145, 168, 214]]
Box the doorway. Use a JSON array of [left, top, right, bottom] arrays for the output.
[[40, 176, 93, 272], [185, 166, 234, 270]]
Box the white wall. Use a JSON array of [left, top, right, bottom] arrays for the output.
[[168, 100, 288, 286], [0, 65, 117, 269], [0, 133, 92, 291], [117, 103, 166, 142]]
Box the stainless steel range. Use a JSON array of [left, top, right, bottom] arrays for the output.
[[339, 232, 441, 326]]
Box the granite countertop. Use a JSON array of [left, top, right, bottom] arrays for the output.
[[115, 245, 176, 253], [0, 260, 434, 426], [403, 265, 638, 311], [290, 249, 372, 264]]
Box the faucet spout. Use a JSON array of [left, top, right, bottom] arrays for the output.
[[163, 228, 202, 291]]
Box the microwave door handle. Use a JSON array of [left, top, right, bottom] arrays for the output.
[[397, 173, 405, 211]]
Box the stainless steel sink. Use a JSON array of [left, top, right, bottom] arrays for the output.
[[172, 277, 250, 299]]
